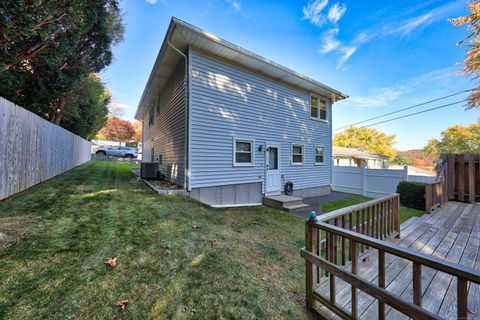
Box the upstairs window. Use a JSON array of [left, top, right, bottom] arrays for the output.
[[291, 144, 304, 165], [156, 97, 161, 114], [233, 139, 254, 166], [148, 108, 155, 126], [310, 94, 327, 121], [315, 146, 325, 165]]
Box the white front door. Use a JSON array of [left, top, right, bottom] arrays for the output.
[[265, 145, 281, 194]]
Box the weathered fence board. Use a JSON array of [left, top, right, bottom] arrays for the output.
[[0, 97, 92, 200], [441, 153, 480, 203]]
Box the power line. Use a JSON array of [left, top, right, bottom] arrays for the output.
[[333, 90, 468, 131], [354, 100, 467, 129]]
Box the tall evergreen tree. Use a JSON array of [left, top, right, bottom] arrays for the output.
[[0, 0, 124, 136]]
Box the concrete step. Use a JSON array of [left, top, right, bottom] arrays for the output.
[[283, 203, 310, 212], [263, 195, 304, 209]]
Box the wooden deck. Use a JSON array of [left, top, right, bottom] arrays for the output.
[[317, 201, 480, 319]]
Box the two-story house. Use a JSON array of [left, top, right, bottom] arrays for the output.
[[135, 17, 348, 207]]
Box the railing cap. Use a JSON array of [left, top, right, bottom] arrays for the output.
[[307, 193, 399, 223]]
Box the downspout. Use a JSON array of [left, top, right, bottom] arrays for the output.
[[167, 36, 189, 191]]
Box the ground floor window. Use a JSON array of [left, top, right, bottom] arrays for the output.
[[233, 138, 254, 166], [291, 144, 304, 165], [315, 145, 324, 165]]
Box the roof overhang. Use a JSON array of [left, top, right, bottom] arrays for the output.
[[135, 17, 349, 120]]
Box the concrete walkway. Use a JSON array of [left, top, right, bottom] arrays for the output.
[[290, 191, 352, 218]]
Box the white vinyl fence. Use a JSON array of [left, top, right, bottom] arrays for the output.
[[0, 97, 92, 200], [333, 166, 435, 198]]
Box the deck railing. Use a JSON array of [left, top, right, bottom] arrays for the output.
[[425, 160, 448, 213], [302, 194, 480, 320]]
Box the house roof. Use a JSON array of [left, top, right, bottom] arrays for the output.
[[333, 146, 389, 160], [134, 17, 348, 120]]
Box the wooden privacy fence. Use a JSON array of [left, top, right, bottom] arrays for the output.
[[425, 153, 479, 212], [443, 153, 480, 203], [302, 194, 480, 320], [0, 97, 92, 200]]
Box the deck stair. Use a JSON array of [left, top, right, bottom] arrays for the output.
[[263, 194, 310, 212]]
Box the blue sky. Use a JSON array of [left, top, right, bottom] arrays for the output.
[[101, 0, 479, 150]]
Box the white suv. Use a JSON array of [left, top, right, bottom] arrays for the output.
[[95, 146, 138, 159]]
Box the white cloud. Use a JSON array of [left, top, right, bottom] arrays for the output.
[[232, 1, 240, 10], [387, 13, 433, 36], [347, 67, 462, 108], [108, 99, 135, 118], [318, 28, 341, 53], [309, 1, 463, 71], [303, 1, 352, 69], [318, 28, 356, 69], [337, 46, 356, 70], [349, 86, 407, 108], [302, 0, 329, 26], [145, 0, 166, 5], [327, 3, 347, 24]]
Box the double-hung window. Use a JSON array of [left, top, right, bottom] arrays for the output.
[[233, 139, 254, 166], [291, 144, 304, 165], [310, 94, 327, 121], [148, 108, 155, 126], [315, 145, 325, 165]]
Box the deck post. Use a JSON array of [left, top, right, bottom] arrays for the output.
[[328, 231, 336, 304], [413, 262, 422, 307], [305, 222, 317, 310], [458, 277, 468, 320], [351, 240, 358, 318], [378, 250, 385, 320], [393, 195, 400, 238]]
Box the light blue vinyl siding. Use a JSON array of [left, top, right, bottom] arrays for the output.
[[189, 49, 332, 192], [143, 63, 186, 185]]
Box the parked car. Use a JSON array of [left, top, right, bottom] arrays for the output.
[[95, 146, 138, 159]]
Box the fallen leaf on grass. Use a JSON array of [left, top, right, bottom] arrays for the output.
[[164, 249, 170, 255], [252, 221, 258, 224], [116, 299, 128, 310], [104, 257, 118, 268], [231, 220, 239, 225], [211, 240, 217, 248]]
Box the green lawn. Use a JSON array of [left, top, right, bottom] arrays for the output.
[[321, 194, 424, 223], [0, 161, 424, 319]]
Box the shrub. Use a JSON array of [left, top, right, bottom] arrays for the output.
[[396, 181, 426, 211]]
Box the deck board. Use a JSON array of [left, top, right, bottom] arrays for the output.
[[315, 202, 480, 319]]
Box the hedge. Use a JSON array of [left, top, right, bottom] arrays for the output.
[[396, 181, 426, 211]]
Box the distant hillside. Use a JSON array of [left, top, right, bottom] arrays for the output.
[[397, 149, 437, 172]]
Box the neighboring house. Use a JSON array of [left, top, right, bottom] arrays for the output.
[[333, 146, 389, 169], [134, 17, 347, 207]]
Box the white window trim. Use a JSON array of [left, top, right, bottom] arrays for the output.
[[310, 93, 329, 123], [291, 143, 304, 166], [233, 137, 255, 167], [315, 145, 325, 165], [148, 107, 155, 127]]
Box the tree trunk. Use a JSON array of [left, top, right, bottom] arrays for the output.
[[50, 99, 65, 125]]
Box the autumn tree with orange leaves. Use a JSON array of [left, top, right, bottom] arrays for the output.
[[99, 116, 135, 142], [451, 0, 480, 108], [132, 121, 142, 142]]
